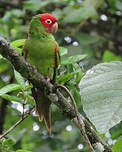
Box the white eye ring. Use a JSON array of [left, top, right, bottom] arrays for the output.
[[45, 19, 52, 24]]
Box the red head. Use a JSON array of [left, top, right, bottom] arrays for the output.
[[40, 13, 58, 33]]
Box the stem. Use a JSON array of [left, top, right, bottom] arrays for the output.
[[0, 115, 27, 139], [55, 84, 94, 152], [0, 108, 34, 139]]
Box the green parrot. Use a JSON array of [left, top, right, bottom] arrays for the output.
[[23, 13, 60, 131]]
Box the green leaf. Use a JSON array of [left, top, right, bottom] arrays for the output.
[[57, 71, 79, 84], [25, 97, 35, 105], [79, 61, 122, 133], [0, 54, 3, 59], [112, 136, 122, 152], [16, 150, 32, 152], [3, 138, 16, 147], [0, 58, 12, 73], [59, 47, 68, 56], [11, 9, 25, 17], [76, 70, 84, 84], [24, 0, 46, 11], [72, 88, 81, 106], [1, 94, 23, 103], [0, 77, 5, 88], [116, 2, 122, 11], [73, 63, 84, 84], [63, 5, 98, 23], [0, 84, 24, 96], [11, 39, 26, 54], [11, 39, 26, 48], [14, 47, 23, 54], [75, 33, 103, 45], [103, 50, 121, 62], [14, 70, 25, 86], [61, 54, 87, 65], [111, 122, 122, 139]]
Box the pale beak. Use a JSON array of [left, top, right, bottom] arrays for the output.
[[51, 22, 58, 33]]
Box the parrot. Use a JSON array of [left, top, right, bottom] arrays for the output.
[[23, 13, 60, 131]]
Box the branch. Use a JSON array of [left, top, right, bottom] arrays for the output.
[[0, 107, 34, 139], [55, 84, 94, 151], [0, 115, 27, 140], [0, 98, 9, 134], [0, 36, 113, 152]]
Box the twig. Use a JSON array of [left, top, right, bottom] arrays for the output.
[[0, 108, 34, 139], [72, 19, 87, 35], [0, 115, 27, 139], [22, 103, 25, 118], [0, 98, 9, 134], [55, 84, 94, 152]]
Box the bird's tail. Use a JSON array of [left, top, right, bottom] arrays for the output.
[[32, 88, 51, 131]]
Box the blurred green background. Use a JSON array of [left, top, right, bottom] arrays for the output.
[[0, 0, 122, 152]]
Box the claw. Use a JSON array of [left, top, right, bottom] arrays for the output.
[[45, 76, 50, 82]]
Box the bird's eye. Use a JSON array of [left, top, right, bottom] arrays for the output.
[[45, 19, 52, 24]]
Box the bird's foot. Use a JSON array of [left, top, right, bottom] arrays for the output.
[[45, 76, 50, 82]]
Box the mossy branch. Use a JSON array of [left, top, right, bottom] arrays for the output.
[[0, 36, 113, 152]]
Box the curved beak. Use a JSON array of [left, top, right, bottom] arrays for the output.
[[51, 22, 58, 33]]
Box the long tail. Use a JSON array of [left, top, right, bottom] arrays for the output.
[[32, 88, 51, 131]]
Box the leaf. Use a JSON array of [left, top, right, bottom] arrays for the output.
[[14, 70, 25, 86], [11, 39, 26, 54], [0, 77, 5, 88], [0, 58, 12, 73], [11, 9, 25, 17], [72, 88, 81, 106], [24, 0, 47, 11], [103, 50, 121, 62], [16, 150, 32, 152], [73, 63, 84, 84], [15, 48, 23, 54], [63, 5, 98, 23], [1, 94, 23, 103], [52, 8, 63, 19], [59, 47, 68, 56], [112, 136, 122, 152], [0, 54, 3, 59], [11, 39, 26, 48], [111, 122, 122, 139], [61, 55, 87, 65], [75, 33, 103, 45], [3, 138, 16, 147], [57, 71, 79, 84], [65, 45, 84, 56], [0, 84, 24, 96], [79, 61, 122, 133], [116, 2, 122, 11]]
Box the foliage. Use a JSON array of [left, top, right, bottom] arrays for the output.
[[0, 0, 122, 151], [79, 61, 122, 133], [112, 136, 122, 152]]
